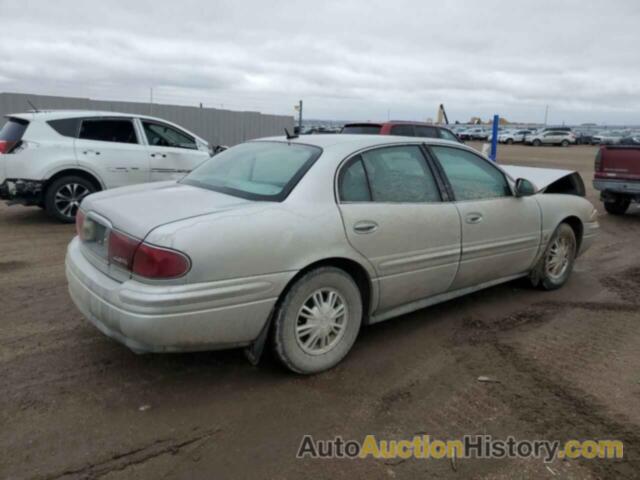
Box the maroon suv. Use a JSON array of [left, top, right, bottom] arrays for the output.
[[341, 121, 462, 143]]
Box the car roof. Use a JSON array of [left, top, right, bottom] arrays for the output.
[[343, 121, 452, 128], [254, 133, 463, 150], [6, 110, 178, 123]]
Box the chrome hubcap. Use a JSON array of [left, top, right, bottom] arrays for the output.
[[546, 234, 573, 280], [295, 288, 348, 355], [55, 183, 89, 218]]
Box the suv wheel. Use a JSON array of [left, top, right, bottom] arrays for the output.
[[533, 139, 542, 146], [533, 223, 577, 290], [561, 139, 569, 147], [604, 196, 630, 215], [273, 267, 362, 374], [45, 176, 95, 223], [506, 138, 514, 145]]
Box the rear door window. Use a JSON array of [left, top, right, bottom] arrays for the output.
[[390, 125, 415, 137], [360, 145, 440, 202], [414, 126, 438, 138], [79, 119, 138, 144]]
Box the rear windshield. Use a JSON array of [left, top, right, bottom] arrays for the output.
[[341, 125, 382, 134], [181, 141, 322, 201], [0, 118, 29, 141]]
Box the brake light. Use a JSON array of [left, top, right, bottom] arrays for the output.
[[132, 243, 190, 279], [75, 210, 86, 239], [108, 230, 141, 270], [0, 140, 10, 154], [595, 148, 603, 172]]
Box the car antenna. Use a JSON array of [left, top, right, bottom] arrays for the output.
[[26, 98, 39, 113], [285, 128, 298, 140]]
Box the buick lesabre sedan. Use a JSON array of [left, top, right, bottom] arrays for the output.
[[66, 135, 599, 374]]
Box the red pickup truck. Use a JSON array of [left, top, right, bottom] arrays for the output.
[[593, 144, 640, 214]]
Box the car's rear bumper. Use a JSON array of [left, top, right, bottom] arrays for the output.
[[593, 178, 640, 196], [0, 179, 44, 205], [65, 237, 292, 353]]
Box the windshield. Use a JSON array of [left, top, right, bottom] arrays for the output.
[[181, 141, 322, 201]]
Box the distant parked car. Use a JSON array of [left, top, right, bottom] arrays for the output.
[[498, 129, 534, 144], [0, 111, 212, 222], [459, 127, 489, 141], [526, 130, 577, 147], [66, 134, 598, 374], [341, 121, 461, 143], [592, 131, 625, 145]]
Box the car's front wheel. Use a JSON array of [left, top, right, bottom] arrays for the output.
[[533, 139, 542, 146], [273, 267, 362, 374], [561, 139, 570, 147], [44, 176, 95, 223], [534, 223, 577, 290], [506, 138, 514, 145]]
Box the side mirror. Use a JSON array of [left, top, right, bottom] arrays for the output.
[[515, 178, 536, 197], [209, 144, 228, 156]]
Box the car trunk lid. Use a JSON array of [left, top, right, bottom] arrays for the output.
[[594, 145, 640, 181]]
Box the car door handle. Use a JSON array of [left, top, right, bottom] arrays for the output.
[[465, 213, 483, 224], [353, 221, 378, 234], [150, 153, 167, 158], [83, 150, 100, 155]]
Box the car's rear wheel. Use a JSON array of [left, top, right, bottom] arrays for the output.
[[44, 176, 95, 223], [506, 138, 514, 145], [561, 139, 570, 147], [273, 267, 362, 374], [534, 223, 577, 290], [533, 139, 542, 146], [604, 196, 630, 215]]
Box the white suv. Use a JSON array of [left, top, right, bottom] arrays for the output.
[[0, 111, 212, 222]]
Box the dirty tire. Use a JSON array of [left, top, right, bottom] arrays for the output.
[[533, 139, 542, 146], [561, 139, 569, 147], [44, 176, 95, 223], [273, 267, 362, 374], [604, 196, 630, 215], [534, 223, 577, 290], [506, 138, 514, 145]]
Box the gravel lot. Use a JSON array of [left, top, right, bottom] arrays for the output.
[[1, 143, 639, 479]]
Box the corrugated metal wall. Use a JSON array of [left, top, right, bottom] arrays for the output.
[[0, 92, 294, 146]]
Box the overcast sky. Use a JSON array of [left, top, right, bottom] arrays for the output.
[[1, 0, 639, 124]]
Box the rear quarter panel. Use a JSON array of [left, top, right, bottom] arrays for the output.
[[144, 202, 375, 285]]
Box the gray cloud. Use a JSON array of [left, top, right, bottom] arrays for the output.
[[0, 0, 639, 124]]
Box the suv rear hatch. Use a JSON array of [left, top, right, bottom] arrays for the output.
[[0, 117, 29, 154]]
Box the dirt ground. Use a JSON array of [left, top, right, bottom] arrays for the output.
[[1, 143, 639, 480]]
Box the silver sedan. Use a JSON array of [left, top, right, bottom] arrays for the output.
[[66, 135, 599, 374]]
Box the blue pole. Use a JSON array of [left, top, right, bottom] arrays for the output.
[[490, 114, 499, 162]]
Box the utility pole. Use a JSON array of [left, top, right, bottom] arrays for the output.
[[298, 100, 303, 130], [149, 87, 153, 115], [544, 105, 549, 125]]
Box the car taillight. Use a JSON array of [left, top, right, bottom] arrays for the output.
[[75, 210, 86, 239], [0, 140, 10, 154], [108, 230, 141, 271], [594, 148, 602, 172], [132, 243, 190, 279], [106, 230, 190, 279]]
